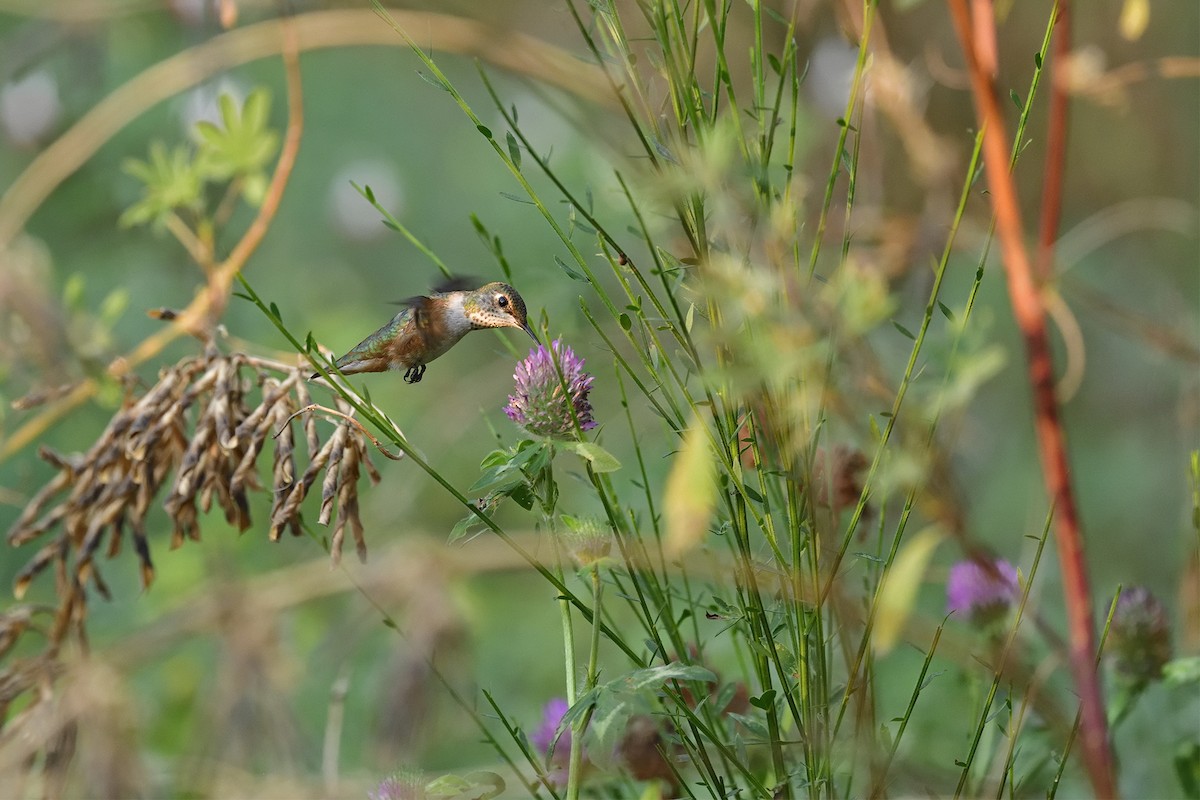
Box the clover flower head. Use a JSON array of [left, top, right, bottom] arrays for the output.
[[1110, 586, 1172, 685], [564, 516, 613, 569], [504, 340, 596, 439], [531, 697, 571, 756], [369, 769, 426, 800], [947, 558, 1019, 626]]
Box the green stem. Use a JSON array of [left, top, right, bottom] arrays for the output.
[[567, 566, 603, 800]]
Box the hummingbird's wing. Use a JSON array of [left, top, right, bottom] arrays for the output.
[[391, 277, 475, 310], [430, 275, 477, 294], [396, 294, 438, 341], [329, 307, 415, 375]]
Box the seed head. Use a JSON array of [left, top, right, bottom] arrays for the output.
[[1110, 586, 1172, 685], [563, 516, 613, 569]]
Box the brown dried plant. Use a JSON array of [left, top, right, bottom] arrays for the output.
[[7, 350, 380, 621], [0, 348, 382, 790]]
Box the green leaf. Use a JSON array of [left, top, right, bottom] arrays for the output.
[[467, 464, 525, 496], [476, 124, 493, 139], [99, 289, 128, 325], [509, 484, 535, 510], [119, 141, 204, 228], [1163, 656, 1200, 687], [1174, 741, 1200, 800], [416, 70, 450, 91], [742, 484, 764, 504], [449, 510, 485, 544], [569, 442, 620, 473], [727, 712, 770, 739], [426, 772, 504, 799], [554, 254, 585, 281], [479, 449, 511, 470], [938, 301, 955, 322], [242, 171, 268, 206], [506, 131, 521, 169], [748, 689, 776, 710], [891, 320, 916, 340], [613, 663, 717, 691], [194, 88, 280, 184], [469, 214, 488, 239]]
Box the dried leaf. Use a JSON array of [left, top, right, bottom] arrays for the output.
[[872, 527, 943, 655], [664, 422, 717, 559]]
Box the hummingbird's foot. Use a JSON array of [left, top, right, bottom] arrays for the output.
[[403, 364, 426, 384]]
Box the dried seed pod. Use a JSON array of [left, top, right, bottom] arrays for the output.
[[318, 424, 350, 526], [9, 505, 68, 548], [14, 538, 64, 600], [270, 401, 297, 522], [294, 377, 321, 457], [333, 441, 367, 565], [9, 351, 376, 621], [234, 371, 297, 443], [271, 425, 339, 536], [131, 519, 154, 590]]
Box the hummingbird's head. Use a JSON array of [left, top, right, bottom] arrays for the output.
[[467, 282, 538, 341]]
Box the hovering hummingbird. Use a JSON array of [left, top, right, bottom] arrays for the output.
[[316, 278, 537, 384]]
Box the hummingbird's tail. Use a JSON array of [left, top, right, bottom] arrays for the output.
[[311, 354, 387, 380]]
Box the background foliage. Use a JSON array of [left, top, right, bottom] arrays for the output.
[[0, 1, 1196, 798]]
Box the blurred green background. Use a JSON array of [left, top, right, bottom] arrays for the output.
[[0, 1, 1196, 797]]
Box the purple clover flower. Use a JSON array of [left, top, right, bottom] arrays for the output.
[[1110, 586, 1172, 684], [947, 558, 1019, 626], [531, 697, 570, 755], [504, 340, 596, 439]]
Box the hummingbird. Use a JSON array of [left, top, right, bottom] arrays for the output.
[[316, 278, 537, 384]]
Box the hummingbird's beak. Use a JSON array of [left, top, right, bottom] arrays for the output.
[[521, 321, 539, 343]]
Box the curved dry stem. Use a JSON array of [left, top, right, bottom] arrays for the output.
[[0, 20, 304, 463], [0, 8, 611, 251], [1046, 289, 1086, 403], [0, 0, 155, 22]]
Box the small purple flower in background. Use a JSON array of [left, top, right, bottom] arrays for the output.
[[531, 697, 571, 755], [1110, 586, 1172, 685], [947, 558, 1019, 627], [505, 340, 596, 439], [369, 769, 426, 800]]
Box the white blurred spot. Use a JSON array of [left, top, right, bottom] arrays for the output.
[[328, 160, 405, 242], [807, 37, 860, 121], [0, 70, 62, 147], [167, 0, 213, 26]]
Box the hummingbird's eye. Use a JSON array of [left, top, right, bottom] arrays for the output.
[[497, 295, 509, 308]]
